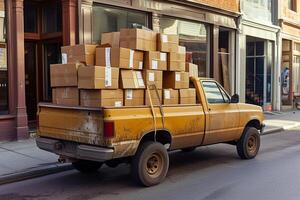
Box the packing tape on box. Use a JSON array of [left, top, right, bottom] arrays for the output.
[[126, 89, 133, 100], [135, 71, 145, 88], [115, 101, 122, 107], [129, 50, 134, 69], [139, 61, 143, 70], [151, 60, 158, 70], [105, 48, 111, 67], [61, 53, 67, 64], [105, 67, 112, 87], [164, 90, 171, 99], [162, 35, 168, 43], [175, 73, 181, 82], [149, 72, 155, 82], [160, 53, 167, 61]]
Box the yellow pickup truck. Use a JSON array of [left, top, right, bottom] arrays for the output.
[[36, 77, 264, 186]]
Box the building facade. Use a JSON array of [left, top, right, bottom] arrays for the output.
[[278, 0, 300, 109], [238, 0, 281, 111]]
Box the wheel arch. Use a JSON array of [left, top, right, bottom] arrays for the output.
[[137, 129, 172, 150]]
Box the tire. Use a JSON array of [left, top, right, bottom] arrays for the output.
[[181, 147, 196, 152], [236, 127, 260, 159], [72, 160, 102, 174], [131, 141, 169, 187]]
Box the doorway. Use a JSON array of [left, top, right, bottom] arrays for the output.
[[24, 0, 62, 122]]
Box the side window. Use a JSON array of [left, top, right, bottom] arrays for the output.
[[202, 81, 226, 104]]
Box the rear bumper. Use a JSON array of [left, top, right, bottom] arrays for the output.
[[36, 137, 114, 162]]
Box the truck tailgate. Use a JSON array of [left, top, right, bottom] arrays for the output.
[[37, 103, 104, 145]]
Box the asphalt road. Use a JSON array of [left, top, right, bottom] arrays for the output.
[[1, 128, 300, 200]]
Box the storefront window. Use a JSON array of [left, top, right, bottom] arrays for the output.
[[0, 0, 8, 114], [159, 17, 209, 77], [92, 4, 148, 43], [42, 1, 62, 33]]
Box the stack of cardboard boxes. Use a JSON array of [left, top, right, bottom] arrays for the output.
[[50, 28, 199, 107]]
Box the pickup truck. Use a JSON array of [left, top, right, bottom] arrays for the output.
[[36, 77, 264, 186]]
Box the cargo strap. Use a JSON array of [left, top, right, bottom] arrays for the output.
[[146, 84, 165, 142]]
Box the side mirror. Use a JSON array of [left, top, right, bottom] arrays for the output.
[[231, 94, 239, 103]]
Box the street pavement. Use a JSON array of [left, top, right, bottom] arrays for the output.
[[0, 126, 300, 200]]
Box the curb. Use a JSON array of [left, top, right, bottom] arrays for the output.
[[0, 163, 73, 185], [261, 127, 284, 135]]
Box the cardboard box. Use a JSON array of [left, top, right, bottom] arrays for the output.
[[163, 89, 179, 105], [52, 87, 79, 106], [50, 63, 81, 87], [61, 45, 97, 65], [145, 89, 162, 106], [179, 88, 196, 104], [120, 28, 157, 51], [186, 63, 199, 77], [80, 89, 123, 107], [168, 52, 186, 71], [96, 47, 144, 70], [157, 34, 179, 52], [124, 89, 144, 106], [163, 71, 189, 89], [120, 70, 145, 89], [78, 66, 119, 89], [101, 32, 120, 48], [143, 70, 163, 89], [144, 51, 167, 71]]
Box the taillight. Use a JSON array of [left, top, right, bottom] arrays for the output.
[[104, 121, 115, 139]]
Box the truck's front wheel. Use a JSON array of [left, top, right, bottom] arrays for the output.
[[131, 141, 169, 186], [236, 127, 260, 159], [72, 160, 102, 174]]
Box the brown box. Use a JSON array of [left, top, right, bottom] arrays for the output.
[[179, 88, 196, 104], [144, 51, 167, 71], [124, 89, 144, 106], [96, 47, 144, 69], [163, 89, 179, 105], [50, 63, 81, 87], [145, 89, 162, 106], [163, 71, 189, 89], [168, 52, 186, 71], [186, 63, 199, 77], [80, 89, 123, 107], [120, 70, 145, 89], [61, 45, 97, 65], [120, 28, 157, 51], [157, 33, 179, 52], [143, 70, 163, 89], [101, 32, 120, 48], [78, 66, 119, 89], [52, 87, 79, 106]]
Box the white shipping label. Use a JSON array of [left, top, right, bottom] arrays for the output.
[[175, 73, 181, 82], [139, 61, 143, 70], [105, 67, 112, 87], [126, 90, 133, 100], [160, 53, 167, 61], [115, 101, 122, 107], [151, 60, 158, 70], [129, 50, 134, 68], [61, 53, 67, 64], [149, 72, 155, 82], [105, 48, 111, 67], [136, 71, 145, 87], [164, 90, 171, 99], [162, 35, 168, 43]]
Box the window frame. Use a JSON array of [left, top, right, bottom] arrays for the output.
[[288, 0, 297, 12], [202, 80, 230, 104]]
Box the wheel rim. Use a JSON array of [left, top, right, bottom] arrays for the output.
[[146, 152, 163, 178], [247, 135, 257, 155]]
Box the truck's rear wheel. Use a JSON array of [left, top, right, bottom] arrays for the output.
[[131, 141, 169, 186], [72, 160, 102, 174], [236, 127, 260, 159]]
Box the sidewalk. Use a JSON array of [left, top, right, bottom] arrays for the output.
[[0, 138, 72, 185], [263, 110, 300, 134]]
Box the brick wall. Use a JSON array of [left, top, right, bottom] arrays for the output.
[[187, 0, 239, 13]]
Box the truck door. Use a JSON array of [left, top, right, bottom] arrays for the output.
[[201, 81, 240, 144]]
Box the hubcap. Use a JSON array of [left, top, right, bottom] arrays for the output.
[[146, 153, 163, 177], [247, 135, 257, 154]]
